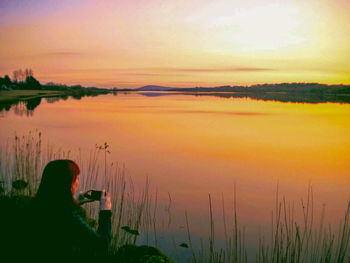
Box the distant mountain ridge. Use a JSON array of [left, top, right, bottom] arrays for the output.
[[131, 83, 350, 92], [115, 83, 350, 102], [135, 85, 174, 91]]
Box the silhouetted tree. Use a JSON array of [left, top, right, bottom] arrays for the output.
[[25, 76, 41, 90], [24, 68, 33, 78], [18, 69, 24, 82], [13, 68, 33, 83], [4, 75, 11, 86], [12, 70, 18, 83]]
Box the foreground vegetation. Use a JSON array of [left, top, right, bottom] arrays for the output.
[[0, 131, 349, 262]]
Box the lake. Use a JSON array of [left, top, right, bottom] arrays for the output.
[[1, 92, 349, 260]]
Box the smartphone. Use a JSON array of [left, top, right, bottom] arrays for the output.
[[84, 190, 102, 201]]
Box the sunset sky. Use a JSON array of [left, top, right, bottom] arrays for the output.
[[1, 0, 349, 88]]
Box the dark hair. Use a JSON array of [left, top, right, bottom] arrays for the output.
[[34, 159, 80, 211]]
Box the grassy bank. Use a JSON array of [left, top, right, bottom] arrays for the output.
[[0, 131, 349, 262], [0, 88, 111, 114], [0, 90, 65, 102], [0, 88, 110, 104], [0, 70, 110, 106]]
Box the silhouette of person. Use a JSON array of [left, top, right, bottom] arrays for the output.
[[23, 159, 112, 260]]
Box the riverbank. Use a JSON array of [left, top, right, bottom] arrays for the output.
[[114, 83, 350, 103], [0, 90, 65, 103], [0, 89, 110, 103], [0, 71, 110, 105], [0, 89, 111, 113]]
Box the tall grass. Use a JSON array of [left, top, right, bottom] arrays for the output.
[[0, 131, 349, 262], [0, 131, 162, 252], [182, 185, 349, 263], [255, 186, 350, 263]]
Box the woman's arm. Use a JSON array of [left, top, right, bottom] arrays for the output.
[[70, 209, 112, 255], [97, 210, 112, 244], [70, 191, 112, 256]]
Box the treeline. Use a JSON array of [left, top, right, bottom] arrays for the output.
[[1, 68, 41, 90], [42, 82, 109, 99], [171, 82, 350, 94], [0, 68, 109, 98]]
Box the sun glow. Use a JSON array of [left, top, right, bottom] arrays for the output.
[[208, 3, 308, 52], [0, 0, 349, 87]]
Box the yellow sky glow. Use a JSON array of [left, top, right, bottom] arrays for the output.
[[0, 0, 349, 88]]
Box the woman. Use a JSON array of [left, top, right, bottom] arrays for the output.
[[25, 159, 112, 259]]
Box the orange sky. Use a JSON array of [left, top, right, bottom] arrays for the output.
[[1, 0, 349, 88]]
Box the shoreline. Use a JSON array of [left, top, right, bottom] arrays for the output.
[[0, 89, 109, 104], [0, 90, 66, 103]]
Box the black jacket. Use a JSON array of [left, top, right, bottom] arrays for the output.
[[23, 201, 112, 260]]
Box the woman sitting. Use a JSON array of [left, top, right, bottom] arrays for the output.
[[24, 159, 112, 259]]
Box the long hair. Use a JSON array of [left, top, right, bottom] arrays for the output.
[[34, 159, 80, 211]]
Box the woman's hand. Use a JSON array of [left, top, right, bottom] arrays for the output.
[[99, 190, 112, 211], [77, 191, 95, 205]]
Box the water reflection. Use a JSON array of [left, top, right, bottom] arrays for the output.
[[0, 97, 44, 116], [140, 91, 350, 104], [1, 92, 349, 261], [26, 97, 42, 111], [0, 93, 97, 116], [0, 99, 42, 117], [2, 91, 350, 117]]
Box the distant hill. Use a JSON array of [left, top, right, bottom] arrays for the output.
[[135, 85, 175, 91], [112, 83, 350, 103]]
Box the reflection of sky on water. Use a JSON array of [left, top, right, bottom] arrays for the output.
[[2, 90, 350, 117]]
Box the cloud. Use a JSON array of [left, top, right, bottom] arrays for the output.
[[34, 66, 274, 74], [0, 50, 85, 60], [39, 51, 84, 57], [148, 67, 275, 73], [156, 110, 269, 116], [124, 72, 183, 77]]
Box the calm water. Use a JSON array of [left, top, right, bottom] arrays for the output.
[[1, 92, 349, 257]]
